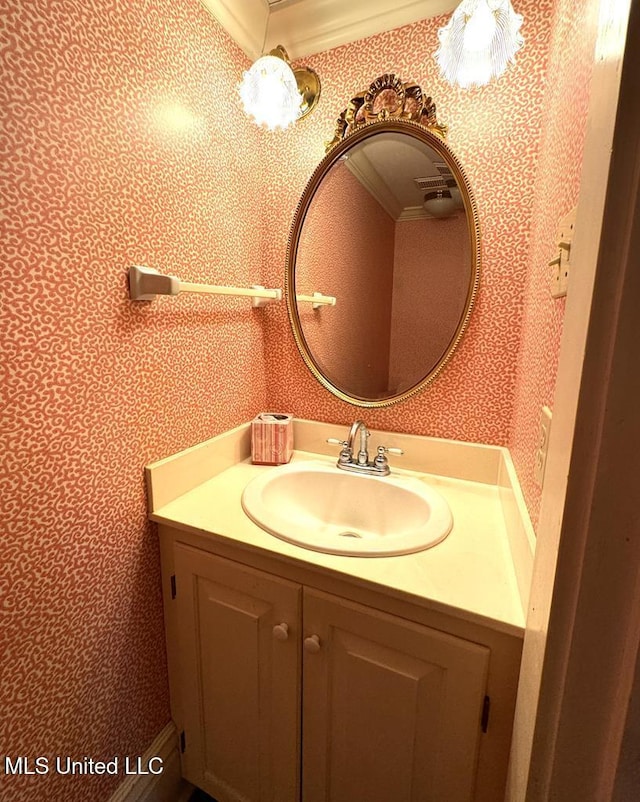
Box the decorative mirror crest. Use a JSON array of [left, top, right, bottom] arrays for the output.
[[326, 74, 448, 152]]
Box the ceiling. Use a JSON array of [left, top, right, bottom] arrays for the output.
[[343, 133, 457, 221], [200, 0, 459, 61]]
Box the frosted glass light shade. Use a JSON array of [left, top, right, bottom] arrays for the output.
[[435, 0, 524, 89], [239, 54, 302, 130]]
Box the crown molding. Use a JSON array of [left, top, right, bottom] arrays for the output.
[[200, 0, 458, 61], [344, 150, 402, 221], [199, 0, 269, 61]]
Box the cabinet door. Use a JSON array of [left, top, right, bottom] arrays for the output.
[[174, 544, 300, 802], [302, 589, 490, 802]]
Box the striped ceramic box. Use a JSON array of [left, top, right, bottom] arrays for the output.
[[251, 413, 294, 465]]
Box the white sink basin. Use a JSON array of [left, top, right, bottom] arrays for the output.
[[241, 460, 453, 557]]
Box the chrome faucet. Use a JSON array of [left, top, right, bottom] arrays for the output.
[[348, 420, 370, 465], [327, 421, 404, 476]]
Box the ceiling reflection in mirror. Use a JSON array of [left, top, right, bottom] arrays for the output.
[[286, 86, 480, 407]]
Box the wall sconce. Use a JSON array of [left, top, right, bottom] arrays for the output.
[[435, 0, 524, 89], [238, 45, 321, 130], [424, 190, 457, 218]]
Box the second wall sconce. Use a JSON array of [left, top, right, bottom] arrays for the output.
[[435, 0, 524, 88], [239, 45, 321, 130]]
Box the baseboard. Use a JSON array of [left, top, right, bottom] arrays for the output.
[[108, 722, 193, 802]]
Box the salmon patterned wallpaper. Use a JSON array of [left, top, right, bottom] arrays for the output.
[[390, 214, 470, 392], [261, 0, 594, 529], [508, 0, 596, 526], [1, 1, 266, 800], [296, 165, 395, 398], [2, 0, 598, 798], [261, 0, 557, 444]]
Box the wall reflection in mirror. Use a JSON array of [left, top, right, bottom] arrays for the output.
[[295, 132, 470, 401], [286, 77, 480, 407]]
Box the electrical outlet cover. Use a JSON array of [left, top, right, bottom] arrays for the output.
[[534, 406, 553, 486]]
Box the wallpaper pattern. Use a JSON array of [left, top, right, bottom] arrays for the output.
[[263, 0, 593, 527], [296, 165, 395, 397], [262, 0, 556, 443], [2, 0, 598, 798], [1, 2, 265, 800], [508, 0, 595, 526], [390, 214, 470, 391]]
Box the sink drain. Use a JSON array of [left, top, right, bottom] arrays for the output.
[[338, 531, 362, 538]]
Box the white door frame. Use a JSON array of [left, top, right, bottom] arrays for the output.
[[509, 1, 640, 798]]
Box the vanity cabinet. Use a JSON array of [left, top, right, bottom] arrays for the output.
[[174, 544, 300, 802], [302, 589, 489, 802], [170, 542, 493, 802]]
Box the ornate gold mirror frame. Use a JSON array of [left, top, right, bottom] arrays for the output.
[[325, 73, 448, 151], [285, 75, 481, 408]]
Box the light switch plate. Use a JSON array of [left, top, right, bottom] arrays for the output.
[[549, 208, 576, 299]]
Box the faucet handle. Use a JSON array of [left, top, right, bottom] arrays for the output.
[[327, 437, 352, 464], [374, 445, 404, 472], [377, 445, 404, 456]]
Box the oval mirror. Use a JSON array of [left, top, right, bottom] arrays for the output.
[[285, 77, 480, 407]]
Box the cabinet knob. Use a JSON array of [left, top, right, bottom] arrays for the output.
[[304, 634, 321, 653], [272, 623, 289, 641]]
